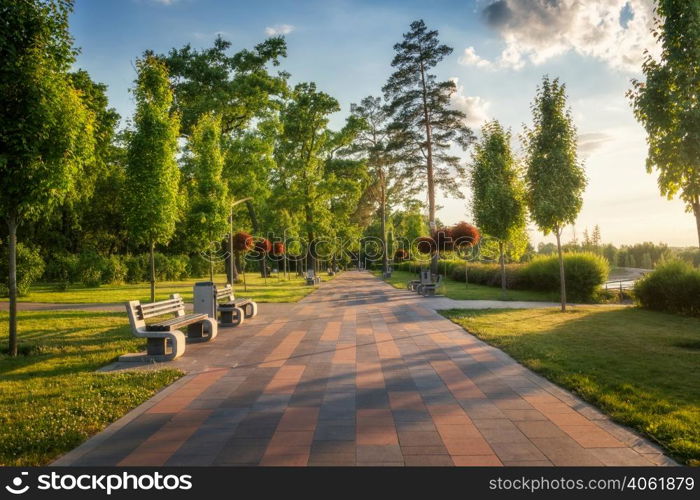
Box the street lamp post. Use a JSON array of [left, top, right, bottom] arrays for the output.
[[229, 197, 252, 287]]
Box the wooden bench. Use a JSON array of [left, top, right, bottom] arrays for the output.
[[305, 270, 321, 285], [408, 269, 432, 291], [419, 274, 443, 296], [216, 284, 257, 326], [120, 294, 217, 362]]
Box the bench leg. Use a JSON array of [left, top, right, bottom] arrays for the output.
[[204, 318, 217, 341], [147, 337, 167, 356], [187, 322, 204, 340], [243, 302, 258, 318], [220, 307, 244, 326]]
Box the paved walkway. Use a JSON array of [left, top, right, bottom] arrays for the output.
[[54, 272, 673, 466]]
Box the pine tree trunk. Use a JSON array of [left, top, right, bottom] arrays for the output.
[[555, 229, 567, 312], [418, 61, 438, 276], [380, 191, 389, 275], [693, 200, 700, 248], [7, 214, 18, 357], [149, 242, 156, 303], [499, 240, 506, 293]]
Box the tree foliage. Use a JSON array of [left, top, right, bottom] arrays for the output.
[[124, 55, 181, 300], [524, 76, 586, 309], [470, 120, 527, 262], [524, 77, 586, 234], [383, 20, 474, 213], [628, 0, 700, 246], [155, 35, 288, 136], [187, 112, 229, 249]]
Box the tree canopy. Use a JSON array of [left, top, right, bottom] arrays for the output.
[[629, 0, 700, 247]]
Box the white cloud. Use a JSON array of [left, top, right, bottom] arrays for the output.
[[474, 0, 659, 72], [449, 78, 491, 128], [265, 24, 295, 36], [459, 46, 493, 69], [578, 131, 614, 156]]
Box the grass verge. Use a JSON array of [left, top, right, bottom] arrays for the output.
[[0, 310, 182, 465], [2, 272, 335, 304], [378, 269, 558, 302], [441, 306, 700, 465]]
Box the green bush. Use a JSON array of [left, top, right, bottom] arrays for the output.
[[0, 243, 45, 296], [634, 260, 700, 317], [397, 253, 609, 301], [523, 253, 609, 301], [76, 250, 106, 288], [188, 254, 211, 278], [43, 252, 79, 289], [152, 253, 188, 281], [125, 254, 148, 283], [102, 255, 127, 284]]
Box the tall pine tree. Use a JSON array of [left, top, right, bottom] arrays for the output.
[[383, 19, 474, 273]]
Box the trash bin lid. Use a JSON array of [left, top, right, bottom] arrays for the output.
[[195, 281, 215, 286]]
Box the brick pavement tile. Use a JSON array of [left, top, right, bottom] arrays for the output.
[[404, 455, 454, 466], [452, 455, 503, 466]]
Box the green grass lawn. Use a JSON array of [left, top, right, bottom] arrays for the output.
[[0, 310, 182, 466], [441, 306, 700, 465], [378, 269, 558, 302], [2, 272, 334, 304]]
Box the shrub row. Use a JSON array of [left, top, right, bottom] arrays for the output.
[[0, 243, 45, 296], [41, 251, 217, 288], [396, 252, 610, 301], [634, 260, 700, 317]]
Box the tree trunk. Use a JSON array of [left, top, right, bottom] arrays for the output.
[[233, 252, 241, 281], [418, 61, 438, 276], [694, 200, 700, 248], [380, 195, 389, 275], [555, 229, 567, 312], [149, 242, 156, 303], [246, 200, 259, 235], [209, 246, 214, 282], [7, 214, 18, 357], [499, 240, 506, 293]]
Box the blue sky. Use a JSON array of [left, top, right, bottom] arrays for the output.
[[70, 0, 697, 247]]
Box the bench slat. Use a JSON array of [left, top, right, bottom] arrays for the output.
[[147, 313, 207, 332], [220, 299, 252, 307], [140, 301, 185, 319]]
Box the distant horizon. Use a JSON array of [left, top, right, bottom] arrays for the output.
[[69, 0, 698, 248]]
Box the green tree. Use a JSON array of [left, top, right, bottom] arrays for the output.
[[383, 19, 474, 274], [524, 76, 587, 311], [629, 0, 700, 247], [124, 56, 181, 302], [470, 121, 527, 292], [157, 36, 288, 230], [0, 0, 96, 356], [187, 113, 230, 280], [350, 96, 416, 274], [273, 83, 364, 271]]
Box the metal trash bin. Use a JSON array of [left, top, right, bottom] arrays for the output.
[[193, 281, 216, 319]]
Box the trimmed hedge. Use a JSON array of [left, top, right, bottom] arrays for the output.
[[38, 252, 215, 287], [634, 260, 700, 317], [0, 243, 45, 296], [396, 252, 609, 301]]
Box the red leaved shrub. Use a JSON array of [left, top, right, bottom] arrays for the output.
[[394, 249, 409, 262], [254, 238, 272, 254], [272, 242, 286, 256], [233, 232, 254, 252], [451, 221, 481, 248]]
